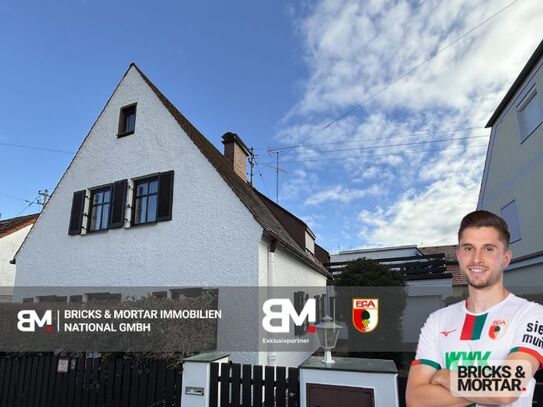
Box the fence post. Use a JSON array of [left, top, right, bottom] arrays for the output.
[[181, 353, 230, 407]]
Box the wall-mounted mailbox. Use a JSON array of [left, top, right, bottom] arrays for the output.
[[299, 356, 399, 407], [185, 386, 205, 396]]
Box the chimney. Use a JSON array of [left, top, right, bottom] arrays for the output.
[[222, 132, 250, 181]]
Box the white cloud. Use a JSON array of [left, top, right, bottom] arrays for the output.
[[358, 179, 479, 246], [305, 184, 383, 205], [277, 0, 543, 249]]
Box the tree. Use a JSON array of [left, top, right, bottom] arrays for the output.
[[334, 258, 406, 286], [332, 258, 407, 370]]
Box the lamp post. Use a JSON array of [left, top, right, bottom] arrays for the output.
[[316, 315, 341, 364]]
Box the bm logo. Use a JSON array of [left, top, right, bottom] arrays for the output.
[[17, 310, 54, 333], [262, 299, 316, 333]]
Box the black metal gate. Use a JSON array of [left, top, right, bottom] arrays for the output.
[[0, 354, 183, 407], [209, 362, 299, 407]]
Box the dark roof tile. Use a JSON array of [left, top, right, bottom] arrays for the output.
[[0, 213, 39, 239], [132, 64, 330, 278]]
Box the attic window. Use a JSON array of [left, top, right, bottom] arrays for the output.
[[118, 103, 137, 137]]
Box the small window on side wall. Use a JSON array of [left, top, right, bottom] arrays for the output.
[[500, 200, 522, 243], [517, 87, 543, 142], [118, 103, 137, 137]]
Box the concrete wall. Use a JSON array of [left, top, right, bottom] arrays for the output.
[[0, 224, 33, 300]]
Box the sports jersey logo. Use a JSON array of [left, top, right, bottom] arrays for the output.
[[352, 298, 378, 333], [488, 319, 507, 340], [440, 329, 457, 337]]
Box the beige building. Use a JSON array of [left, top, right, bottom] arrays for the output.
[[479, 39, 543, 288]]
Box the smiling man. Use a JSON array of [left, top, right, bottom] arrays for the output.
[[406, 210, 543, 407]]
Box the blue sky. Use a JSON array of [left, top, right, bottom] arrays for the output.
[[1, 0, 542, 252]]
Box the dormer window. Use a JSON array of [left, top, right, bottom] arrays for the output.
[[117, 103, 137, 137], [305, 228, 316, 254]]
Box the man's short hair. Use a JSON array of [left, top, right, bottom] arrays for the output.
[[458, 210, 511, 248]]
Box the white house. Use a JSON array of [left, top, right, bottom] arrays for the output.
[[479, 38, 543, 288], [0, 213, 38, 301], [13, 64, 329, 366]]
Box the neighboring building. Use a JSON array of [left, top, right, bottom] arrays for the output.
[[0, 213, 38, 301], [330, 245, 456, 345], [479, 38, 543, 288], [13, 64, 329, 366], [418, 245, 467, 298]]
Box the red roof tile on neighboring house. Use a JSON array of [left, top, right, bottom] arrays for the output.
[[448, 264, 468, 286], [419, 245, 467, 286], [0, 213, 39, 239]]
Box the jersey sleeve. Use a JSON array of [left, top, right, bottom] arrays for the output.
[[412, 311, 442, 370], [509, 302, 543, 368]]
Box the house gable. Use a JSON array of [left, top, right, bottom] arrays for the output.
[[16, 66, 266, 286], [16, 65, 329, 287]]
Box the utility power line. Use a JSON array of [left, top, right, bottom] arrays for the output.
[[258, 126, 487, 152], [262, 135, 488, 161], [0, 192, 38, 204], [310, 0, 521, 135], [262, 143, 488, 165], [0, 141, 75, 155], [0, 195, 41, 233]]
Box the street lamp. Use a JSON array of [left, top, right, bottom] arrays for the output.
[[316, 315, 341, 364]]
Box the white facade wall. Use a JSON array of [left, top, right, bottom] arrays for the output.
[[16, 67, 264, 287], [0, 224, 33, 300], [257, 237, 327, 367], [479, 59, 543, 260], [15, 66, 325, 367]]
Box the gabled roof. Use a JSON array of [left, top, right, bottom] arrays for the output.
[[486, 38, 543, 128], [132, 64, 330, 278], [0, 213, 39, 239]]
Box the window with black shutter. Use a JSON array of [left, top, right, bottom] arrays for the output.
[[68, 190, 86, 235], [108, 179, 127, 228], [132, 171, 174, 225], [132, 177, 159, 225], [88, 187, 112, 232], [157, 170, 174, 221]]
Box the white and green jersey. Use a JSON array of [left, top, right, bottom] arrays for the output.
[[413, 293, 543, 406]]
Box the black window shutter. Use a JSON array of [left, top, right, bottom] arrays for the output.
[[109, 179, 128, 229], [68, 190, 86, 235], [157, 171, 174, 222]]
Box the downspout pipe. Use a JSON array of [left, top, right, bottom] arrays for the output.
[[267, 238, 278, 366]]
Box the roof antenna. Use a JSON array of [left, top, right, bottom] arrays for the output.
[[266, 148, 288, 203]]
